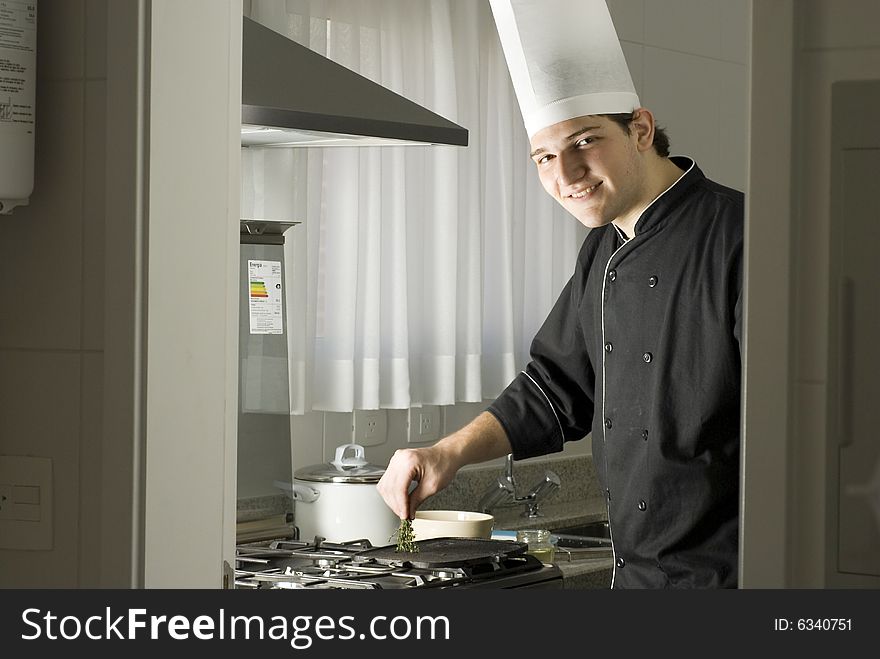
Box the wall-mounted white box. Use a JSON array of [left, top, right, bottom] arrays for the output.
[[352, 409, 388, 447], [0, 455, 53, 550], [407, 405, 442, 444], [323, 411, 388, 462]]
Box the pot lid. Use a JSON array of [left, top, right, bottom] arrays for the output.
[[294, 443, 386, 483]]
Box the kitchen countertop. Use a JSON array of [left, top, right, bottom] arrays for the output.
[[491, 495, 607, 531], [492, 496, 613, 589], [555, 556, 614, 589]]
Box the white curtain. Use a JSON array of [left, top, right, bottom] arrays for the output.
[[241, 0, 587, 413]]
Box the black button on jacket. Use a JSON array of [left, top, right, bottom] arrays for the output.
[[488, 158, 743, 589]]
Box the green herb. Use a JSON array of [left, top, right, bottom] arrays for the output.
[[392, 518, 419, 553]]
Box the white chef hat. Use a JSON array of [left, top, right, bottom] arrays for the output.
[[489, 0, 640, 138]]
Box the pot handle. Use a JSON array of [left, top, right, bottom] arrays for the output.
[[292, 483, 320, 503], [274, 480, 320, 503], [331, 443, 368, 469]]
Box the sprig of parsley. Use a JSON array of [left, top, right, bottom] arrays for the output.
[[392, 518, 419, 553]]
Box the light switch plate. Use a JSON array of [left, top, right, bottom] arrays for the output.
[[0, 455, 53, 550]]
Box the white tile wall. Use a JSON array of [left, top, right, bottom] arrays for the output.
[[620, 42, 644, 99], [37, 0, 85, 81], [611, 1, 749, 193], [716, 62, 748, 192], [0, 0, 106, 587], [322, 411, 356, 463], [607, 0, 645, 44], [443, 400, 488, 434], [0, 351, 81, 587], [368, 408, 412, 468], [612, 1, 752, 192], [645, 0, 724, 59], [799, 0, 880, 50], [78, 352, 103, 586], [643, 47, 721, 174], [720, 0, 750, 64], [0, 351, 81, 464], [291, 411, 325, 472], [85, 0, 108, 79], [791, 382, 828, 587], [82, 80, 106, 351], [0, 81, 84, 350]]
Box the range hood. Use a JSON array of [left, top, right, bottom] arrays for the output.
[[242, 17, 469, 148]]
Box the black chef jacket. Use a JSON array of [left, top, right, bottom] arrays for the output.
[[488, 157, 743, 589]]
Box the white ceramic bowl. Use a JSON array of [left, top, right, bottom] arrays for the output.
[[411, 510, 494, 540]]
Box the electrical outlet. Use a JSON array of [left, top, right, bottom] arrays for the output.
[[407, 405, 441, 444], [352, 409, 388, 447]]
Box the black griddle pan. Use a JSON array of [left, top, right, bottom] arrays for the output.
[[355, 537, 528, 568]]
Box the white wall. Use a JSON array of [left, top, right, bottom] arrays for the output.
[[789, 0, 880, 586], [742, 0, 880, 588], [141, 0, 241, 588], [0, 0, 108, 587], [740, 0, 792, 588], [609, 0, 750, 192], [0, 0, 242, 588]]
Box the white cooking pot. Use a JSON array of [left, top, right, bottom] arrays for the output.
[[291, 443, 399, 547]]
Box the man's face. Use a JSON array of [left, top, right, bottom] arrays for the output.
[[529, 114, 646, 230]]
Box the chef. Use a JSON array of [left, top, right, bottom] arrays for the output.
[[377, 0, 743, 588]]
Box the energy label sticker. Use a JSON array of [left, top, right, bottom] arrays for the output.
[[248, 259, 283, 335]]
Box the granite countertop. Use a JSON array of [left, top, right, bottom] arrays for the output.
[[491, 496, 613, 589], [491, 496, 607, 531]]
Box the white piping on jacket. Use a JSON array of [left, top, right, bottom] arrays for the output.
[[522, 370, 565, 444], [600, 241, 628, 589], [599, 157, 694, 588]]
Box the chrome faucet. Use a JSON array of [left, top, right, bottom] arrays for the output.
[[478, 454, 561, 518]]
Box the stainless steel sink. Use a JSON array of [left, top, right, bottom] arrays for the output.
[[551, 520, 612, 550]]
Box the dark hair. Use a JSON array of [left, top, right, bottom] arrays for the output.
[[601, 111, 671, 158]]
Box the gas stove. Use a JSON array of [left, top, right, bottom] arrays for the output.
[[235, 536, 563, 589]]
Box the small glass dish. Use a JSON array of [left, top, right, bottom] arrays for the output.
[[516, 528, 556, 563]]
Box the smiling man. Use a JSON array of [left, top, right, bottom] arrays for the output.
[[377, 0, 743, 588], [530, 110, 684, 237]]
